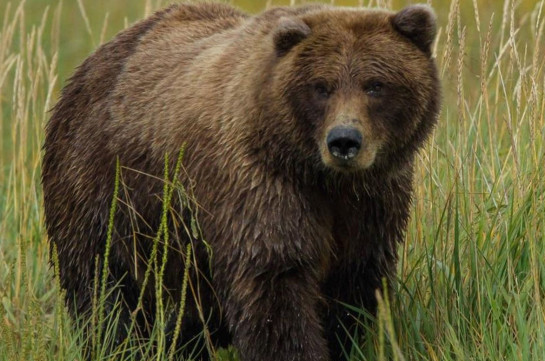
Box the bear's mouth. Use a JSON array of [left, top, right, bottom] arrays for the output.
[[332, 161, 359, 172], [320, 145, 379, 173], [330, 158, 368, 172]]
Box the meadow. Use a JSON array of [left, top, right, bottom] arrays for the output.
[[0, 0, 544, 360]]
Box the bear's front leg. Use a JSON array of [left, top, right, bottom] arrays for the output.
[[222, 265, 329, 361], [323, 179, 412, 359], [209, 187, 333, 361], [323, 255, 398, 359]]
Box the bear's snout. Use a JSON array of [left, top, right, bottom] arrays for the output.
[[326, 126, 362, 161]]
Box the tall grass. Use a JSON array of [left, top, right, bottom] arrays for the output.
[[0, 0, 544, 360]]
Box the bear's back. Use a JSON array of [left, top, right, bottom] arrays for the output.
[[44, 2, 247, 183]]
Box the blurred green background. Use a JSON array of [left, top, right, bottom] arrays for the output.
[[19, 0, 526, 88]]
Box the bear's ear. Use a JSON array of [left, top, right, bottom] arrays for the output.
[[391, 4, 437, 55], [273, 17, 311, 56]]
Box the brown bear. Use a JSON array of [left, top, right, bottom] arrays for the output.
[[42, 2, 440, 361]]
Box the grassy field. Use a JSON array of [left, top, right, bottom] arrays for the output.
[[1, 0, 544, 360]]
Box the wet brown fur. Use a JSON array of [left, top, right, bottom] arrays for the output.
[[42, 3, 440, 361]]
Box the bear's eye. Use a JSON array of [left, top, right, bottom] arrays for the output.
[[313, 82, 332, 100], [365, 81, 384, 98]]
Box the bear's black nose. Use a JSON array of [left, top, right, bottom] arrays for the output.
[[326, 126, 362, 161]]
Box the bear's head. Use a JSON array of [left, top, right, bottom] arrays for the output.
[[265, 5, 440, 176]]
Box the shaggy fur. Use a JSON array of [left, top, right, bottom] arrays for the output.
[[42, 3, 440, 361]]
